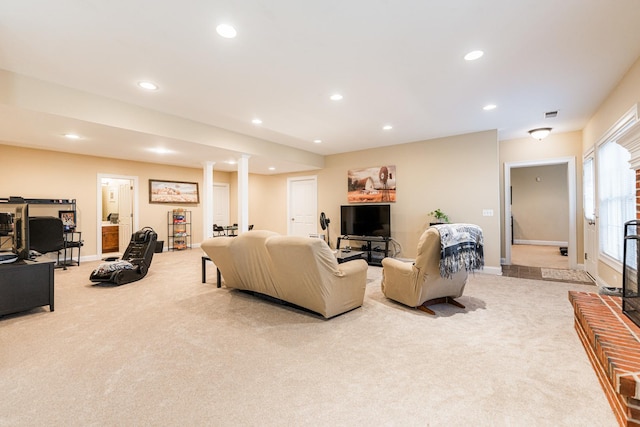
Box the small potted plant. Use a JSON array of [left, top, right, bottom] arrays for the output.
[[429, 209, 449, 225]]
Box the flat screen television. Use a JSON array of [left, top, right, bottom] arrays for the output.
[[13, 204, 30, 259], [340, 204, 391, 238]]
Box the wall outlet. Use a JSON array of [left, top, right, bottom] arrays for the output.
[[482, 209, 494, 217]]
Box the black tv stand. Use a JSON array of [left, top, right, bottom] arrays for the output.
[[336, 235, 390, 266]]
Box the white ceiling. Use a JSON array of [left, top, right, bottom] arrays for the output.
[[1, 0, 640, 173]]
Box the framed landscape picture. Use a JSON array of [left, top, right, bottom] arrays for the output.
[[149, 179, 200, 204], [347, 165, 396, 203]]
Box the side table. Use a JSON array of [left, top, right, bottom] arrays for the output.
[[202, 256, 221, 288], [335, 249, 365, 264]]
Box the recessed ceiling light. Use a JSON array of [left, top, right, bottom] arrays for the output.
[[330, 93, 343, 101], [137, 81, 158, 91], [313, 139, 322, 144], [252, 118, 263, 125], [483, 104, 497, 111], [64, 133, 81, 139], [464, 50, 484, 61], [268, 167, 276, 171], [216, 24, 237, 39], [148, 147, 173, 154], [382, 125, 393, 130], [225, 160, 237, 165]]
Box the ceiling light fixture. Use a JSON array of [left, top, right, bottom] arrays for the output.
[[382, 125, 393, 130], [216, 24, 237, 39], [483, 104, 497, 111], [268, 167, 276, 171], [528, 127, 552, 140], [137, 81, 158, 91], [313, 139, 322, 144], [330, 93, 343, 101], [251, 118, 263, 125], [464, 50, 484, 61], [64, 133, 81, 139]]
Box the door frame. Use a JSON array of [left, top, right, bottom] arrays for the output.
[[582, 150, 597, 278], [503, 157, 577, 269], [287, 175, 318, 236], [96, 173, 139, 259]]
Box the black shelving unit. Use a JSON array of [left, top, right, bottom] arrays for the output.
[[168, 210, 191, 250]]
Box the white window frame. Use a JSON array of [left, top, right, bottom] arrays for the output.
[[595, 105, 638, 271]]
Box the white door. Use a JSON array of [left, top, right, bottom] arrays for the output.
[[118, 182, 133, 252], [213, 183, 230, 227], [583, 154, 597, 278], [288, 176, 317, 237]]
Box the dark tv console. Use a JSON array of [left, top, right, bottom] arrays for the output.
[[0, 260, 54, 317], [336, 235, 390, 266]]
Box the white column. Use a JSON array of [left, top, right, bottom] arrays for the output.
[[202, 161, 215, 240], [238, 154, 250, 233]]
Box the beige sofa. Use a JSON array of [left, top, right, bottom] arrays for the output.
[[200, 230, 368, 318], [381, 226, 471, 314]]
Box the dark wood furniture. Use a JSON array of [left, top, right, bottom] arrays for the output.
[[102, 225, 119, 252], [0, 260, 54, 316]]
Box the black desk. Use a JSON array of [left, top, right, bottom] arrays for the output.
[[0, 260, 54, 316]]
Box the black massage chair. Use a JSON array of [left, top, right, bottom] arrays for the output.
[[90, 227, 158, 286]]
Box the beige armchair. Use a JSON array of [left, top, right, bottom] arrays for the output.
[[381, 227, 470, 314]]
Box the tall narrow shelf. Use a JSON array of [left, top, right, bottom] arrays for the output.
[[168, 209, 191, 250]]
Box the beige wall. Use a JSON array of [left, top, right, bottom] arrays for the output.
[[0, 143, 232, 257], [583, 56, 640, 287], [499, 131, 583, 264], [251, 130, 502, 271], [511, 164, 569, 243], [3, 130, 501, 272]]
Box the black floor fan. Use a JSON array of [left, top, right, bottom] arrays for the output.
[[319, 212, 331, 247]]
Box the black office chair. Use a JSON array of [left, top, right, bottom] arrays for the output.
[[28, 216, 66, 269]]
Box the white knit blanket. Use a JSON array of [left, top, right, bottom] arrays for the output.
[[432, 223, 484, 278]]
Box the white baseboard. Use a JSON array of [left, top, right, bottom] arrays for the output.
[[478, 265, 502, 276], [513, 239, 568, 247]]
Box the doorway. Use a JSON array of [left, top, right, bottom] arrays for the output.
[[213, 183, 230, 228], [97, 174, 138, 258], [504, 157, 577, 270], [287, 176, 318, 237]]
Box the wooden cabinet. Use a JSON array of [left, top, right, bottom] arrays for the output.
[[102, 225, 119, 252]]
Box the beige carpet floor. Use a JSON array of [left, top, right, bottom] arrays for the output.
[[0, 250, 616, 426]]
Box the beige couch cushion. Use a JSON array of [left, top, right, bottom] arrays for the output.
[[265, 236, 368, 318], [201, 230, 280, 298], [201, 231, 368, 318]]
